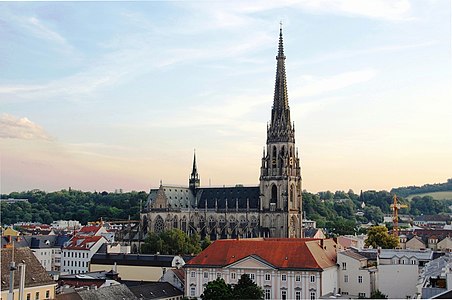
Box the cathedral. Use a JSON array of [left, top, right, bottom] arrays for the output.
[[141, 27, 302, 239]]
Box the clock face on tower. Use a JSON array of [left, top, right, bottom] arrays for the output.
[[289, 157, 293, 166]]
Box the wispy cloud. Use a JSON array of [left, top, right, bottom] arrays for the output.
[[298, 41, 437, 66], [25, 16, 67, 45], [292, 68, 377, 98], [297, 0, 413, 21], [0, 114, 53, 140]]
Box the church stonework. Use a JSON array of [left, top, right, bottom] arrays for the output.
[[141, 28, 302, 240]]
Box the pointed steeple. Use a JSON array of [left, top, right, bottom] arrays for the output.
[[191, 150, 198, 177], [189, 149, 200, 190], [268, 24, 294, 143]]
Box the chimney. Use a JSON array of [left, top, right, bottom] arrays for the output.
[[18, 263, 26, 300]]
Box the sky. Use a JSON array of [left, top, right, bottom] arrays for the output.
[[0, 0, 451, 194]]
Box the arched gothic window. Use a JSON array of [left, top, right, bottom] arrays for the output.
[[181, 216, 187, 233], [208, 216, 216, 229], [271, 185, 278, 204], [173, 215, 178, 229], [154, 215, 164, 234]]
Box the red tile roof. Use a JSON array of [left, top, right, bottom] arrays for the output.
[[172, 268, 185, 281], [64, 236, 105, 250], [78, 225, 102, 235], [186, 238, 337, 270]]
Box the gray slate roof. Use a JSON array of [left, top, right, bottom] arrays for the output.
[[1, 235, 71, 249], [126, 281, 183, 299], [146, 185, 260, 211], [197, 186, 260, 210], [77, 284, 138, 300], [91, 253, 194, 267]]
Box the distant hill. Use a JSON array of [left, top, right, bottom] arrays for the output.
[[391, 179, 452, 198], [406, 191, 452, 201]]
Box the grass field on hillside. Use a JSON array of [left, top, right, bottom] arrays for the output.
[[407, 191, 452, 201]]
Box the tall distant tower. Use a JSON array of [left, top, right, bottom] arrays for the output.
[[189, 150, 200, 191], [259, 25, 302, 238]]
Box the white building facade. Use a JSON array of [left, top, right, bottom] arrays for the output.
[[184, 238, 338, 300], [337, 250, 377, 298], [61, 235, 106, 274]]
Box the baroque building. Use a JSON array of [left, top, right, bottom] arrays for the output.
[[141, 27, 302, 240]]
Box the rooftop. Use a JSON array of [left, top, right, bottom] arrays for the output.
[[186, 238, 337, 270], [1, 247, 56, 290]]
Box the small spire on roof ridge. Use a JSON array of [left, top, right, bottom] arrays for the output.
[[191, 149, 197, 176]]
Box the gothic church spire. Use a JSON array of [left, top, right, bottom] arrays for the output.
[[268, 24, 294, 143], [189, 149, 200, 190]]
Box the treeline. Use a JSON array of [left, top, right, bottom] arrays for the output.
[[2, 187, 452, 237], [303, 189, 452, 236], [391, 178, 452, 198], [0, 189, 147, 225]]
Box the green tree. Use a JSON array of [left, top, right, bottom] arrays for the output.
[[365, 226, 399, 249], [201, 236, 212, 250], [233, 274, 264, 300], [370, 290, 388, 299], [363, 206, 384, 224], [141, 229, 204, 255], [200, 278, 233, 300]]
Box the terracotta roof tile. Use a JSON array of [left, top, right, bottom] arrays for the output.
[[78, 225, 102, 235], [186, 238, 337, 270], [172, 268, 185, 281], [1, 247, 56, 290], [64, 236, 105, 250]]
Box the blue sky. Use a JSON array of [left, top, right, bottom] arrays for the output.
[[1, 0, 451, 193]]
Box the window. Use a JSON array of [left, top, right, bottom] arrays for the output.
[[203, 272, 209, 279], [248, 273, 255, 281], [411, 259, 417, 265], [231, 272, 236, 280], [310, 275, 315, 283], [265, 289, 271, 300], [310, 291, 316, 300], [190, 271, 195, 278], [46, 290, 50, 298], [359, 292, 366, 298], [265, 273, 271, 281], [295, 291, 301, 300], [26, 294, 31, 300], [217, 273, 222, 278], [295, 274, 301, 282], [35, 292, 39, 300], [190, 287, 196, 297], [281, 290, 287, 300], [344, 275, 348, 283], [342, 262, 347, 270], [358, 276, 363, 283], [281, 274, 287, 281]]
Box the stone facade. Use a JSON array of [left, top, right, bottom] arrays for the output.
[[141, 27, 302, 240]]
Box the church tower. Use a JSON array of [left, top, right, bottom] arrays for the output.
[[259, 26, 302, 238], [189, 150, 200, 191]]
